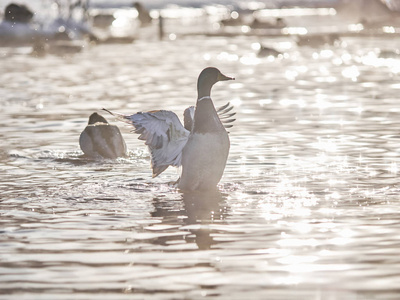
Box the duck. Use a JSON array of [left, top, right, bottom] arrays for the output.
[[257, 44, 282, 58], [4, 3, 33, 24], [79, 112, 127, 159], [0, 3, 37, 46], [104, 67, 235, 191]]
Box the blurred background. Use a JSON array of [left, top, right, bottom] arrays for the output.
[[1, 0, 400, 48]]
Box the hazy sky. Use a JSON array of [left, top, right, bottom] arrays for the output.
[[1, 0, 399, 14]]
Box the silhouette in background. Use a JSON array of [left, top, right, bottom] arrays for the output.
[[250, 17, 286, 29], [257, 44, 283, 58], [4, 3, 33, 24], [133, 2, 152, 26], [158, 14, 164, 40]]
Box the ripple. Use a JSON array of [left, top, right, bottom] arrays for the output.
[[2, 28, 400, 299]]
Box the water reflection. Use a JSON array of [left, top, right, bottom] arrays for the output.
[[151, 190, 228, 250], [182, 190, 227, 223], [183, 191, 226, 249]]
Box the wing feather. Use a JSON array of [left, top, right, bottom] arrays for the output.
[[103, 108, 190, 177], [217, 102, 236, 129]]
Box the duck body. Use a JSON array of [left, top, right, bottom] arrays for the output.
[[79, 112, 127, 159], [178, 94, 230, 190]]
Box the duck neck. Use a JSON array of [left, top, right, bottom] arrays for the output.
[[193, 97, 224, 134], [197, 77, 213, 100]]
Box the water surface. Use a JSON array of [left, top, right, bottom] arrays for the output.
[[1, 30, 400, 299]]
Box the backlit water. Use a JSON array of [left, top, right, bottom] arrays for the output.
[[2, 28, 400, 299]]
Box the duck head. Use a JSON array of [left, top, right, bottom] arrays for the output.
[[197, 67, 234, 100], [88, 112, 109, 125]]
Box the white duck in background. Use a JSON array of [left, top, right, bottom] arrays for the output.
[[104, 67, 235, 191]]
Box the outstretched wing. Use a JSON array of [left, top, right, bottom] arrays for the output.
[[103, 108, 190, 177]]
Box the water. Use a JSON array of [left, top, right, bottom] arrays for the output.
[[2, 10, 400, 299]]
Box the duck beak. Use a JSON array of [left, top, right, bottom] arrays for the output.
[[217, 72, 235, 81]]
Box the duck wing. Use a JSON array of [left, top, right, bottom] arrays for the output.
[[217, 102, 236, 129], [183, 102, 236, 132], [183, 106, 195, 131], [103, 108, 190, 177]]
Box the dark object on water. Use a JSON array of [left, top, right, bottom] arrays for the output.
[[133, 2, 152, 26], [158, 14, 164, 40], [4, 3, 33, 24], [257, 44, 282, 57], [79, 112, 127, 159], [92, 14, 115, 28], [379, 49, 400, 59], [296, 34, 340, 47], [97, 36, 135, 44], [220, 12, 245, 27], [250, 17, 286, 30]]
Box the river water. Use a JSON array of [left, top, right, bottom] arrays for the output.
[[2, 11, 400, 300]]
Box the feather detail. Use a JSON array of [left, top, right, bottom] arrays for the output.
[[216, 102, 234, 114], [104, 108, 190, 177], [102, 108, 132, 124], [216, 102, 236, 129]]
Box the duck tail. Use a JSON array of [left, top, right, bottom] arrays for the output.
[[102, 108, 132, 125]]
